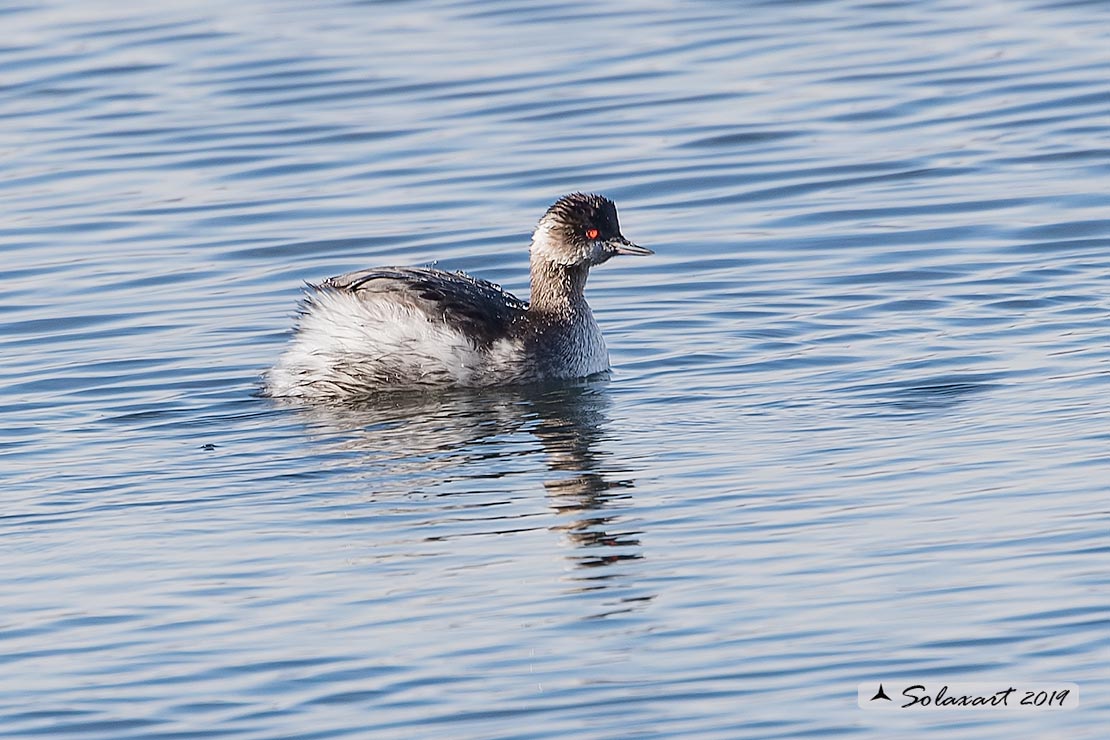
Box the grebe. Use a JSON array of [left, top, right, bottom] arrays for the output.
[[264, 193, 650, 400]]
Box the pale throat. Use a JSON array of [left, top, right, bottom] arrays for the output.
[[528, 231, 591, 315]]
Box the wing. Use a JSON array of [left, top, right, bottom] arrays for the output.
[[317, 267, 528, 347]]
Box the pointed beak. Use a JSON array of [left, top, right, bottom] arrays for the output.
[[608, 235, 653, 256]]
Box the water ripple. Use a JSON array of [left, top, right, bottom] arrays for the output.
[[3, 0, 1110, 737]]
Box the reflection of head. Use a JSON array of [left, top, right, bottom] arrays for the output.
[[528, 385, 643, 568]]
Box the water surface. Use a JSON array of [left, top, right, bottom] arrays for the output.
[[3, 0, 1110, 737]]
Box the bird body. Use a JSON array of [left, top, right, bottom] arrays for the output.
[[264, 193, 649, 401]]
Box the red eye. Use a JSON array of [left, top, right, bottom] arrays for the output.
[[586, 228, 599, 239]]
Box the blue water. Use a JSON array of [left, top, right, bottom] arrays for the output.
[[4, 0, 1110, 737]]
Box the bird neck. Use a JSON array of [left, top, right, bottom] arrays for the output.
[[528, 254, 590, 316]]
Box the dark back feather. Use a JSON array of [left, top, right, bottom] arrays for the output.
[[320, 267, 528, 347]]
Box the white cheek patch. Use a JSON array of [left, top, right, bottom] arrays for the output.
[[531, 220, 586, 266]]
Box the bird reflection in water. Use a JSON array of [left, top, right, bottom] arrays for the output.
[[286, 381, 645, 578], [525, 386, 643, 571]]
